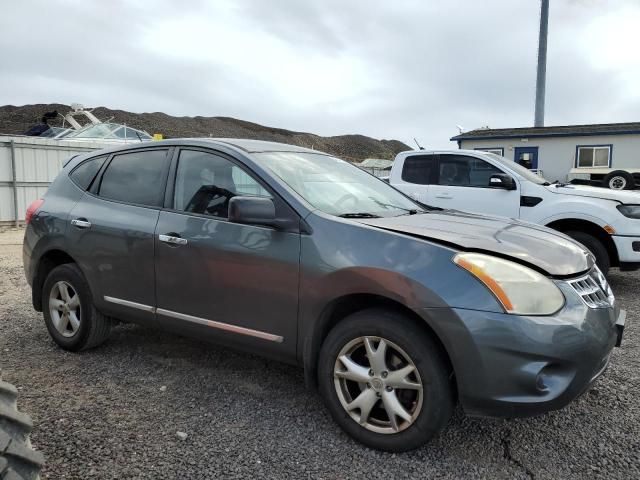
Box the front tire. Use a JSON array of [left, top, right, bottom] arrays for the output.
[[318, 309, 453, 452], [565, 231, 610, 275], [42, 264, 113, 351]]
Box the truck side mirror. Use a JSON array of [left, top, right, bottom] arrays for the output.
[[489, 174, 516, 190]]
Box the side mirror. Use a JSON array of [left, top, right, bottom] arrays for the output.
[[228, 196, 277, 227], [489, 174, 516, 190]]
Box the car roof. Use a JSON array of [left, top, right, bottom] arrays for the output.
[[207, 138, 323, 154], [64, 138, 330, 169], [95, 138, 324, 154], [398, 149, 490, 157]]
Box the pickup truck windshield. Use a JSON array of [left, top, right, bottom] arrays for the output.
[[254, 152, 424, 217], [486, 153, 549, 185]]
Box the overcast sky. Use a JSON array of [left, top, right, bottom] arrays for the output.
[[1, 0, 639, 148]]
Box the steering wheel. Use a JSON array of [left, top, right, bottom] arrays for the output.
[[335, 193, 358, 210]]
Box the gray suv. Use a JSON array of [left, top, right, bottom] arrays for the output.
[[23, 139, 626, 451]]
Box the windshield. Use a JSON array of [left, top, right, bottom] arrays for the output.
[[38, 127, 71, 138], [65, 123, 152, 141], [253, 152, 424, 217], [485, 152, 549, 185]]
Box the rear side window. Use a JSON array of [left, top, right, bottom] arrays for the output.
[[98, 149, 170, 207], [69, 155, 107, 190], [401, 155, 437, 184]]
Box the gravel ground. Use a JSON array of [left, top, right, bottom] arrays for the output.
[[1, 227, 639, 479]]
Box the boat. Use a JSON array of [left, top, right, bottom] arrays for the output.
[[24, 103, 152, 144]]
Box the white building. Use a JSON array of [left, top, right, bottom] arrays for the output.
[[450, 122, 640, 185]]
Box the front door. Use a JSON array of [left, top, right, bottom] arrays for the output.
[[426, 153, 521, 218], [154, 148, 300, 357], [514, 147, 539, 171]]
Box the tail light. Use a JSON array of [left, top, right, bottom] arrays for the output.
[[25, 198, 45, 224]]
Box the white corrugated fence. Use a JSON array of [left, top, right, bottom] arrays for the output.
[[0, 136, 106, 225]]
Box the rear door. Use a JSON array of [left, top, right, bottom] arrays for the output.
[[66, 147, 172, 323], [428, 154, 521, 218], [153, 148, 300, 357], [392, 154, 438, 204]]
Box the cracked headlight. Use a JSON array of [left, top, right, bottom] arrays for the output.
[[453, 252, 565, 315]]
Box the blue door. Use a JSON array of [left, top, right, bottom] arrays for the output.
[[514, 147, 539, 170]]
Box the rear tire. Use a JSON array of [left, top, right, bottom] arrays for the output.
[[42, 264, 113, 351], [0, 379, 44, 480], [603, 171, 634, 190], [565, 231, 610, 275], [318, 308, 453, 452]]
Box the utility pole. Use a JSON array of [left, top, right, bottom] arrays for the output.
[[534, 0, 549, 127]]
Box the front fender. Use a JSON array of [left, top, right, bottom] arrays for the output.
[[539, 211, 609, 228], [528, 196, 616, 231], [296, 213, 504, 371]]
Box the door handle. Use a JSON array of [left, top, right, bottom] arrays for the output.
[[159, 234, 188, 246], [435, 194, 453, 199], [71, 218, 92, 229]]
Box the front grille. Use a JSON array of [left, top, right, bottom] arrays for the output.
[[567, 268, 615, 309]]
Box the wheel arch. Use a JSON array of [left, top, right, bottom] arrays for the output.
[[302, 293, 457, 398], [32, 249, 78, 312], [545, 218, 619, 267]]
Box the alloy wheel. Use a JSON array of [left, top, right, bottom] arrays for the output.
[[333, 336, 423, 434], [49, 280, 81, 338], [609, 176, 626, 190]]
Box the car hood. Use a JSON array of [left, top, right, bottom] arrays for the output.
[[358, 210, 592, 277], [546, 184, 640, 203]]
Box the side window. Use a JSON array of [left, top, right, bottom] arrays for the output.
[[401, 155, 437, 184], [69, 155, 107, 190], [438, 155, 503, 187], [476, 148, 504, 156], [97, 149, 170, 207], [577, 146, 610, 168], [174, 149, 271, 218]]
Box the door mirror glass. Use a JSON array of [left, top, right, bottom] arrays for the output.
[[489, 174, 516, 190], [228, 196, 277, 227]]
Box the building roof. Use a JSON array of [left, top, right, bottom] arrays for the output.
[[358, 158, 393, 169], [450, 122, 640, 142]]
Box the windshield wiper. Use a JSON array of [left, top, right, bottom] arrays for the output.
[[412, 200, 442, 211], [338, 212, 382, 218], [369, 198, 422, 215]]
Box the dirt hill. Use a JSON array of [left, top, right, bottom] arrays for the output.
[[0, 103, 410, 162]]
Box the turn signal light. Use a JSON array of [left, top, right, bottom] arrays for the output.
[[25, 198, 45, 224]]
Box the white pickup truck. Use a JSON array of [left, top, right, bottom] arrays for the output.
[[389, 149, 640, 274]]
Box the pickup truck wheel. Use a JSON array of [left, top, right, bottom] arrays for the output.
[[565, 231, 610, 275], [318, 309, 453, 452], [42, 264, 113, 352], [603, 171, 634, 190], [0, 379, 45, 480]]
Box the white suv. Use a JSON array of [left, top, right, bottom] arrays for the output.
[[390, 149, 640, 274]]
